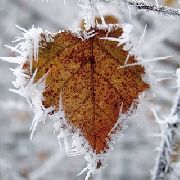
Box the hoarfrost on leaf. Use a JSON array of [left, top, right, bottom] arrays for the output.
[[3, 18, 150, 179]]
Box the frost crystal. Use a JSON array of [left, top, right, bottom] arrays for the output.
[[0, 26, 53, 138]]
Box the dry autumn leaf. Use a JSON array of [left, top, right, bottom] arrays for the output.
[[23, 24, 149, 155]]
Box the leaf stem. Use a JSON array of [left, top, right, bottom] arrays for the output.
[[90, 37, 96, 150]]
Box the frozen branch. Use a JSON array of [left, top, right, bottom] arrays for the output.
[[107, 0, 180, 17], [152, 69, 180, 180]]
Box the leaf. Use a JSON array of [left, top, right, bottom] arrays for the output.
[[24, 24, 149, 154]]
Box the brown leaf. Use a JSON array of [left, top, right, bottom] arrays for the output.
[[25, 25, 149, 154]]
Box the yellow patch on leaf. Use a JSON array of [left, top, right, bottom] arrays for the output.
[[25, 25, 149, 154]]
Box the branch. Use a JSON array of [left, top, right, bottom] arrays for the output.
[[107, 0, 180, 17], [152, 69, 180, 180]]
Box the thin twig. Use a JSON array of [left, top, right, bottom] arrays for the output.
[[107, 0, 180, 17]]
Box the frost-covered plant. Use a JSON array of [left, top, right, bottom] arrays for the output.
[[152, 69, 180, 180], [1, 0, 180, 180]]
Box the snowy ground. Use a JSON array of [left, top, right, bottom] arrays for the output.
[[0, 0, 180, 180]]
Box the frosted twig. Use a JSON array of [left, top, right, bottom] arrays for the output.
[[152, 69, 180, 180], [108, 0, 180, 17]]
